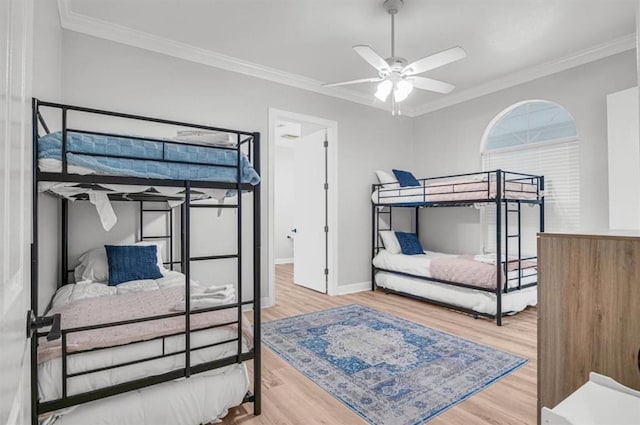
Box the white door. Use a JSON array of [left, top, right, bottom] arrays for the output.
[[293, 129, 327, 293], [1, 0, 34, 423]]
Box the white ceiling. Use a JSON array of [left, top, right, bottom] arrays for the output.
[[65, 0, 637, 113]]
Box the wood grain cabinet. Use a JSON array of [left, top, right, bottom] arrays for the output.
[[537, 232, 640, 424]]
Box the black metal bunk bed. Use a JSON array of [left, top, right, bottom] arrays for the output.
[[27, 99, 261, 424], [371, 170, 544, 326]]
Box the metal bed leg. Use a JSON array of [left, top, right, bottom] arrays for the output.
[[496, 170, 503, 327], [252, 132, 261, 416], [371, 201, 376, 291]]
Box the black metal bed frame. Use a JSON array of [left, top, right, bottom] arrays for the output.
[[27, 99, 261, 424], [371, 170, 544, 326]]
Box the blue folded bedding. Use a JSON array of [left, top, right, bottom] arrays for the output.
[[38, 131, 260, 185]]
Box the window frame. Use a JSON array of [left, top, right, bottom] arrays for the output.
[[480, 99, 579, 154], [479, 99, 580, 254]]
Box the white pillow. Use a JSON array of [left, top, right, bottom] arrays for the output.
[[375, 170, 400, 189], [379, 230, 401, 254], [175, 130, 235, 147], [134, 241, 168, 272], [75, 242, 167, 284], [77, 248, 109, 283]]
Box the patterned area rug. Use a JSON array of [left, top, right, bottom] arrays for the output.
[[263, 304, 526, 425]]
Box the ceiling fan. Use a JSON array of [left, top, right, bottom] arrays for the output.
[[323, 0, 466, 114]]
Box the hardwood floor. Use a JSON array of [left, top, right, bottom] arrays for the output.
[[221, 264, 537, 425]]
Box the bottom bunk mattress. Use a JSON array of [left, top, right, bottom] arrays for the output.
[[372, 249, 537, 315], [375, 271, 537, 316], [38, 273, 252, 403], [373, 249, 537, 290], [41, 363, 249, 425]]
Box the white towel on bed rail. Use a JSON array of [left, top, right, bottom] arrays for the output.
[[173, 294, 235, 311], [204, 284, 234, 295]]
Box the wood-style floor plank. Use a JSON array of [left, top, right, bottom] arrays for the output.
[[221, 264, 537, 425]]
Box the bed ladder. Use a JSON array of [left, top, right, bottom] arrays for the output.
[[139, 201, 175, 270], [503, 200, 522, 291], [372, 205, 392, 291], [376, 206, 393, 251]]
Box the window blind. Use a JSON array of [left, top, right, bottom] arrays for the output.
[[482, 139, 580, 255]]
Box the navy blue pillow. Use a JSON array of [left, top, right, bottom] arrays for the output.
[[395, 232, 424, 255], [392, 169, 420, 187], [105, 245, 163, 286]]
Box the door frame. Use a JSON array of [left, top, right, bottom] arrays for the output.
[[267, 108, 339, 305]]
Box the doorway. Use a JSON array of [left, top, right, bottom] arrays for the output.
[[267, 109, 338, 306]]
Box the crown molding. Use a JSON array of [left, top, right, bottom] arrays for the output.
[[413, 33, 636, 116], [56, 0, 418, 116], [57, 0, 633, 119]]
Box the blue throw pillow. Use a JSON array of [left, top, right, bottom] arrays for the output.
[[395, 232, 424, 255], [392, 169, 420, 187], [105, 245, 163, 286]]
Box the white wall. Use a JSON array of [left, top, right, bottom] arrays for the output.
[[412, 50, 638, 253], [52, 31, 414, 301], [40, 25, 635, 299], [607, 86, 640, 230], [274, 145, 294, 261], [33, 0, 63, 312]]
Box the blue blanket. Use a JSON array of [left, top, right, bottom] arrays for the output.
[[38, 131, 260, 185]]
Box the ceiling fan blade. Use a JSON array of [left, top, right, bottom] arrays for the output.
[[353, 45, 390, 72], [411, 76, 456, 94], [403, 46, 466, 76], [322, 77, 382, 87]]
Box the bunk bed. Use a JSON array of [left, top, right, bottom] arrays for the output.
[[371, 170, 544, 326], [27, 99, 261, 425]]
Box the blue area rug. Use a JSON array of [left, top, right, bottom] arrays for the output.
[[263, 304, 526, 425]]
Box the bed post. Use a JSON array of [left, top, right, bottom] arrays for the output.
[[236, 133, 243, 367], [184, 182, 191, 378], [252, 132, 261, 415], [31, 98, 40, 425], [539, 176, 545, 233], [415, 206, 420, 236], [60, 198, 68, 287], [495, 170, 503, 326], [371, 189, 376, 291]]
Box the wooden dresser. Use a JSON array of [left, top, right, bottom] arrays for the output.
[[537, 232, 640, 423]]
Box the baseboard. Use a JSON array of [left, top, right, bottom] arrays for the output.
[[274, 257, 293, 265], [335, 281, 371, 295]]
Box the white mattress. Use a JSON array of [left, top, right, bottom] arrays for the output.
[[42, 363, 249, 425], [38, 158, 232, 231], [39, 273, 250, 403], [38, 158, 232, 201], [375, 272, 537, 315], [372, 250, 537, 289]]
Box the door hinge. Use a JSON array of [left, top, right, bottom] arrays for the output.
[[323, 140, 328, 148], [324, 225, 329, 233], [324, 268, 329, 275], [324, 183, 329, 190]]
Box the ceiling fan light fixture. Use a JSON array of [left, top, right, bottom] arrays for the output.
[[375, 79, 393, 102], [322, 1, 466, 115], [393, 79, 413, 102]]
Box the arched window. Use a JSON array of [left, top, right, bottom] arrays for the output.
[[481, 100, 580, 254]]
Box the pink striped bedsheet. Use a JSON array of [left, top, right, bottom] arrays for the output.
[[374, 179, 539, 204], [429, 255, 537, 289], [37, 286, 253, 363]]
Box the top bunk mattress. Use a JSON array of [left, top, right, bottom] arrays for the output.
[[372, 177, 539, 205], [38, 131, 260, 185]]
